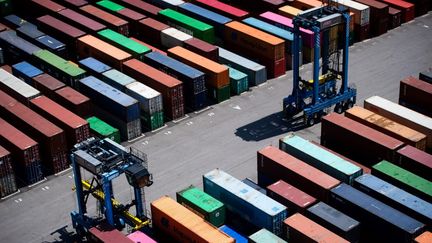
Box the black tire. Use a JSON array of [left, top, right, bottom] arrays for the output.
[[334, 103, 343, 114], [307, 117, 315, 127]]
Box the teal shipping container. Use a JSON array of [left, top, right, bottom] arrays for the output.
[[226, 65, 248, 95]]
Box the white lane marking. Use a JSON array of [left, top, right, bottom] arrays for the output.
[[208, 112, 215, 117], [232, 105, 241, 110], [424, 25, 429, 28], [164, 131, 172, 135], [186, 121, 193, 126], [142, 140, 149, 145]]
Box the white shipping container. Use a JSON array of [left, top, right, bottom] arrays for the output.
[[331, 0, 370, 26], [125, 81, 163, 115], [0, 68, 40, 101], [161, 27, 193, 48]]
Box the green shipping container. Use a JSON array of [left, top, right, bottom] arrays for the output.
[[141, 111, 164, 131], [97, 29, 151, 60], [158, 9, 215, 44], [87, 116, 121, 143], [249, 228, 287, 243], [176, 186, 225, 227], [227, 66, 249, 95], [96, 0, 124, 12], [372, 160, 432, 202], [33, 50, 86, 87], [208, 85, 230, 103]]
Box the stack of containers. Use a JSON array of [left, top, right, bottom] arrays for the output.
[[78, 76, 141, 140], [117, 0, 162, 19], [57, 8, 107, 34], [356, 0, 389, 37], [11, 61, 43, 85], [388, 7, 402, 29], [130, 37, 167, 56], [399, 76, 432, 116], [183, 38, 219, 62], [31, 73, 65, 99], [0, 145, 18, 198], [193, 0, 250, 21], [135, 18, 169, 47], [100, 69, 134, 91], [161, 27, 193, 49], [0, 117, 43, 187], [219, 225, 248, 242], [379, 0, 415, 23], [122, 59, 183, 120], [203, 169, 287, 236], [396, 145, 432, 181], [278, 5, 303, 18], [52, 86, 93, 118], [0, 67, 41, 105], [79, 5, 129, 36], [29, 0, 65, 16], [331, 0, 371, 41], [226, 65, 249, 95], [223, 21, 286, 78], [0, 30, 41, 64], [143, 51, 207, 111], [249, 229, 287, 243], [95, 0, 146, 32], [167, 46, 230, 103], [78, 57, 112, 78], [14, 23, 45, 49], [86, 116, 121, 143]]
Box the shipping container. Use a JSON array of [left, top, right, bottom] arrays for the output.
[[53, 86, 92, 118], [229, 0, 285, 13], [227, 65, 248, 95], [372, 160, 432, 203], [96, 0, 146, 29], [32, 49, 86, 87], [97, 29, 151, 60], [0, 145, 18, 198], [12, 61, 43, 85], [0, 23, 7, 32], [2, 14, 28, 28], [79, 5, 129, 36], [61, 0, 88, 8], [86, 116, 120, 143], [151, 196, 234, 243], [160, 27, 193, 48], [364, 96, 432, 151], [321, 113, 405, 166], [122, 59, 184, 120], [331, 0, 370, 41], [76, 35, 132, 71], [78, 57, 112, 78], [147, 0, 185, 10], [415, 231, 432, 243], [267, 180, 317, 215], [0, 30, 41, 64], [345, 106, 427, 151], [280, 134, 362, 185], [30, 0, 65, 16], [219, 225, 247, 243], [0, 117, 43, 186], [184, 38, 219, 62], [396, 145, 432, 181], [88, 223, 133, 243], [31, 73, 65, 99], [257, 146, 341, 202], [241, 178, 266, 194], [399, 76, 432, 116], [249, 228, 287, 243], [135, 18, 169, 46], [291, 0, 323, 10], [207, 85, 230, 103], [116, 0, 161, 18], [378, 0, 415, 22], [284, 213, 349, 243], [167, 46, 229, 90], [176, 186, 225, 227], [101, 69, 135, 92], [177, 3, 232, 36], [355, 0, 389, 37], [34, 35, 67, 58], [218, 47, 267, 86], [0, 65, 11, 73], [57, 8, 106, 35], [16, 23, 45, 42], [29, 96, 90, 149], [404, 0, 429, 16], [305, 202, 360, 242], [143, 51, 206, 111], [329, 183, 425, 242], [203, 169, 287, 236], [158, 8, 215, 44], [193, 0, 249, 20], [354, 173, 432, 226], [130, 37, 167, 56], [388, 7, 402, 29], [419, 70, 432, 84], [224, 21, 285, 78], [0, 68, 40, 104], [127, 231, 157, 243], [278, 5, 303, 19], [0, 90, 68, 175]]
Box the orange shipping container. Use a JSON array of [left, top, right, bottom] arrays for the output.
[[291, 0, 323, 10], [151, 196, 234, 243], [284, 213, 349, 243], [345, 106, 427, 151], [77, 35, 132, 70], [415, 231, 432, 243], [167, 46, 229, 88], [278, 5, 303, 18]]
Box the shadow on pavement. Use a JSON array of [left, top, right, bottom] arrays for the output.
[[235, 111, 308, 141], [42, 225, 82, 243]]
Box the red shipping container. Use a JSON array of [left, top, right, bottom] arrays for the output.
[[257, 146, 340, 202], [57, 8, 107, 34], [130, 37, 167, 55], [388, 7, 402, 29], [53, 86, 93, 118], [321, 113, 405, 166], [31, 0, 66, 14], [135, 18, 169, 47], [31, 74, 66, 99], [122, 59, 184, 120], [356, 0, 389, 37], [79, 5, 129, 36], [184, 38, 219, 62], [0, 145, 17, 197], [354, 23, 370, 41], [378, 0, 415, 22], [88, 223, 133, 243], [117, 0, 162, 18], [62, 0, 88, 8], [0, 23, 7, 32], [399, 76, 432, 116], [267, 180, 317, 215], [194, 0, 250, 20], [0, 90, 68, 175], [396, 145, 432, 181], [0, 65, 12, 73]]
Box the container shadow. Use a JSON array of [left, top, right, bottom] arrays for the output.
[[235, 111, 307, 141], [41, 225, 82, 243]]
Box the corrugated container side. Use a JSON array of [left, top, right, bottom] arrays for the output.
[[57, 8, 107, 34], [79, 5, 129, 36], [11, 61, 43, 85], [78, 57, 112, 78], [184, 38, 219, 62], [241, 178, 267, 195], [135, 18, 169, 46], [53, 86, 93, 118], [0, 68, 41, 105], [399, 76, 432, 116], [35, 35, 67, 59], [379, 0, 415, 22], [88, 223, 134, 243], [0, 30, 41, 64], [0, 145, 18, 197], [396, 145, 432, 181], [30, 73, 64, 99], [96, 0, 146, 30], [388, 7, 402, 29], [226, 65, 249, 95], [118, 0, 162, 18], [101, 69, 135, 92], [86, 116, 121, 143], [160, 27, 193, 48]]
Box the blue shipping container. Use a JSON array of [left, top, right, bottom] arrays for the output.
[[329, 183, 425, 243], [79, 57, 112, 77], [12, 61, 43, 85], [35, 35, 67, 58], [0, 30, 41, 63], [3, 15, 28, 28], [203, 169, 287, 236], [178, 3, 232, 36], [78, 76, 140, 122], [354, 174, 432, 226], [241, 178, 266, 195], [16, 23, 45, 40], [219, 225, 248, 243]]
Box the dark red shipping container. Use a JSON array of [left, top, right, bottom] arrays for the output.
[[79, 5, 129, 36], [29, 96, 90, 149], [88, 223, 133, 243], [130, 37, 167, 55], [117, 0, 162, 18], [0, 23, 7, 32], [31, 73, 66, 99], [356, 0, 389, 37], [184, 38, 219, 62], [0, 65, 12, 74], [135, 18, 169, 47], [396, 145, 432, 181], [30, 0, 66, 15], [399, 76, 432, 116], [321, 113, 405, 166], [122, 59, 184, 120], [267, 180, 317, 216], [354, 24, 370, 42], [57, 8, 107, 34], [61, 0, 88, 8], [402, 0, 428, 16], [388, 7, 402, 29], [379, 0, 415, 22], [257, 146, 341, 202], [0, 90, 68, 175], [53, 86, 93, 118], [0, 145, 18, 198]]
